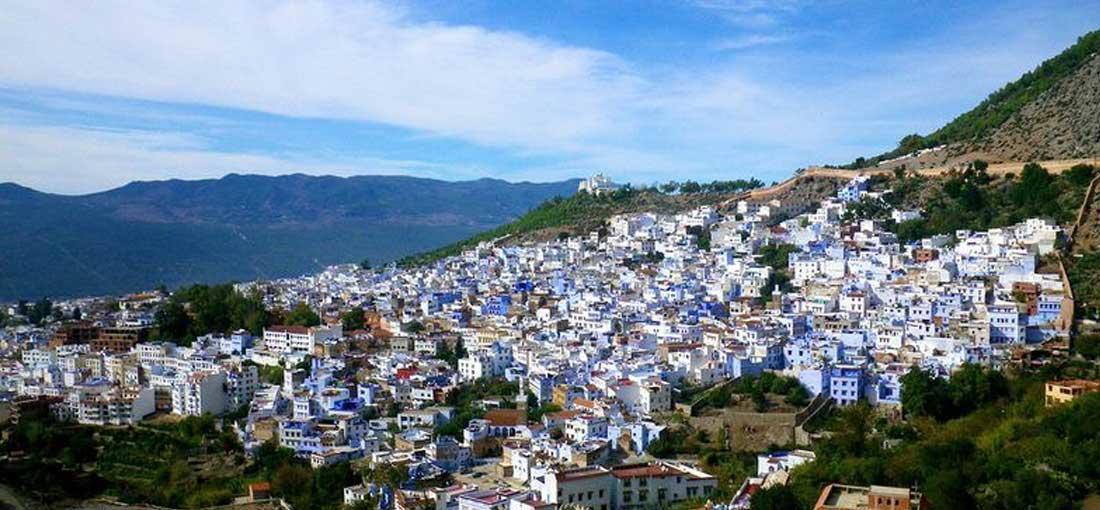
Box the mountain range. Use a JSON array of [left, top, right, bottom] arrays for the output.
[[0, 175, 580, 300]]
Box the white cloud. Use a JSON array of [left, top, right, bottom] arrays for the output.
[[1, 0, 1097, 192], [0, 1, 641, 155]]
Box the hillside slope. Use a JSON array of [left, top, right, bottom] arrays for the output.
[[845, 30, 1100, 170], [0, 175, 580, 299], [970, 53, 1100, 161]]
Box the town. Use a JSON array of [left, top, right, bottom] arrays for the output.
[[1, 172, 1097, 510]]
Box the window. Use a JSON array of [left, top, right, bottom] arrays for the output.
[[599, 490, 605, 498]]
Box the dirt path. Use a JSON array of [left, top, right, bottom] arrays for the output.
[[724, 157, 1100, 207]]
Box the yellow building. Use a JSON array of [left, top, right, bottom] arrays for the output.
[[1045, 379, 1100, 407]]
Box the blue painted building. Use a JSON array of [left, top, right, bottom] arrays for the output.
[[828, 365, 864, 406]]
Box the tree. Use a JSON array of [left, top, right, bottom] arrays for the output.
[[750, 485, 801, 510], [359, 258, 372, 270], [155, 300, 192, 342], [285, 302, 320, 327], [341, 308, 366, 331], [751, 386, 768, 412], [946, 364, 1007, 416], [71, 306, 82, 321], [784, 384, 810, 407], [899, 366, 952, 420], [26, 297, 53, 325], [897, 133, 926, 154], [1064, 163, 1096, 188], [1074, 334, 1100, 359], [271, 464, 312, 499]]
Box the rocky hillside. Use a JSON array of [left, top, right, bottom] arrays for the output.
[[969, 52, 1100, 161]]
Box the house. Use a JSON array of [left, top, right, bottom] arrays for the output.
[[1045, 379, 1100, 407], [611, 462, 717, 509], [756, 450, 816, 477], [813, 484, 926, 510]]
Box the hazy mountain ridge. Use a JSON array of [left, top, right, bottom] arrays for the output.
[[0, 174, 581, 299]]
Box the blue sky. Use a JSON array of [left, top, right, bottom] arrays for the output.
[[1, 1, 1098, 194]]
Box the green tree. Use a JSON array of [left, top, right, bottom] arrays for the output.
[[155, 300, 192, 341], [899, 366, 952, 420], [285, 302, 321, 327], [341, 308, 366, 331], [750, 485, 801, 510], [1064, 164, 1096, 187]]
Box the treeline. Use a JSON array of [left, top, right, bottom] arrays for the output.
[[899, 364, 1008, 422], [154, 283, 271, 344], [841, 29, 1100, 168], [1, 297, 64, 326], [1, 412, 365, 509], [653, 178, 765, 195]]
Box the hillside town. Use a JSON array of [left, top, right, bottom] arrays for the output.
[[0, 174, 1093, 510]]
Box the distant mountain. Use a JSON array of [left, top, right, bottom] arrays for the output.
[[844, 29, 1100, 170], [0, 174, 580, 300]]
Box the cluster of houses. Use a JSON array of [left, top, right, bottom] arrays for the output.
[[0, 174, 1084, 510]]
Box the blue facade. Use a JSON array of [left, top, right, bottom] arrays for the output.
[[481, 295, 512, 316], [828, 366, 864, 406]]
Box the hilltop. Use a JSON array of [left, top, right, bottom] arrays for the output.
[[0, 174, 580, 300], [840, 30, 1100, 172]]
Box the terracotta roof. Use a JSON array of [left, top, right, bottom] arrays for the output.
[[484, 408, 525, 427]]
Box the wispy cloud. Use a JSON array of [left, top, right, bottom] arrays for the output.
[[713, 33, 794, 50], [692, 0, 804, 29]]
